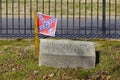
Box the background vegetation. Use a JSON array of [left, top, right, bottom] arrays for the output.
[[1, 0, 120, 16]]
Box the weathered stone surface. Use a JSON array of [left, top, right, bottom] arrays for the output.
[[39, 39, 96, 69]]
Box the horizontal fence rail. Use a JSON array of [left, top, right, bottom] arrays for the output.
[[0, 0, 120, 39]]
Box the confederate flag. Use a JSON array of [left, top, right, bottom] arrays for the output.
[[38, 12, 57, 37]]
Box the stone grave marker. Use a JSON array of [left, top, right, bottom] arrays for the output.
[[39, 39, 96, 69]]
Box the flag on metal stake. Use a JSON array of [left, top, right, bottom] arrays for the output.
[[34, 12, 57, 56]]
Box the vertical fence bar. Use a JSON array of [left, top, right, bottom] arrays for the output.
[[102, 0, 106, 35], [79, 0, 81, 33], [48, 0, 50, 15], [61, 0, 62, 34], [0, 1, 1, 34], [12, 0, 14, 34], [18, 0, 20, 34], [6, 0, 8, 35], [115, 0, 117, 34], [30, 0, 32, 34], [36, 0, 38, 11], [85, 0, 87, 34], [73, 0, 75, 34], [55, 0, 56, 17], [91, 0, 93, 33], [109, 0, 111, 34], [67, 0, 69, 34], [97, 0, 99, 34], [24, 0, 26, 35], [42, 0, 44, 13]]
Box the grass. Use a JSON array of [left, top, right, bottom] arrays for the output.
[[1, 0, 120, 16], [0, 39, 120, 80]]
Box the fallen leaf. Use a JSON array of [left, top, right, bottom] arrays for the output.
[[12, 68, 16, 71], [48, 73, 54, 78], [103, 76, 111, 80], [43, 75, 47, 79], [33, 70, 38, 75], [63, 76, 71, 79]]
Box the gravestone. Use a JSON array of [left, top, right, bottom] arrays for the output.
[[39, 39, 96, 69]]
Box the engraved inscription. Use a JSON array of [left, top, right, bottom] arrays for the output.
[[40, 39, 95, 56]]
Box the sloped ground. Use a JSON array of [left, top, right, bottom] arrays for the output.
[[0, 39, 120, 80]]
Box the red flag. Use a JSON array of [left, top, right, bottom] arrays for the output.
[[38, 12, 57, 37]]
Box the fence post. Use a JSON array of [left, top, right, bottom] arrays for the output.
[[0, 0, 2, 35], [102, 0, 106, 36], [0, 0, 1, 17]]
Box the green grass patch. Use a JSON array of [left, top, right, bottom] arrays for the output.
[[0, 39, 120, 80]]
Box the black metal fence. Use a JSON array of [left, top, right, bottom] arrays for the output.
[[0, 0, 120, 38]]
